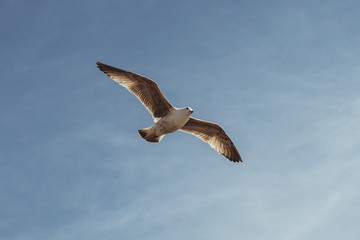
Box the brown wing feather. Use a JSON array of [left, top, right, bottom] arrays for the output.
[[180, 117, 242, 162], [96, 62, 174, 119]]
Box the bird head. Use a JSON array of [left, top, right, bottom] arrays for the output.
[[185, 107, 194, 114]]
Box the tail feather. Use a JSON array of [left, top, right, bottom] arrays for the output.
[[138, 128, 164, 143], [138, 129, 148, 138]]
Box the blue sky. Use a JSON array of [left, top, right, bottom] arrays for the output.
[[1, 0, 360, 239]]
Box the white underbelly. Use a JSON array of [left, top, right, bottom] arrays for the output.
[[154, 112, 190, 135]]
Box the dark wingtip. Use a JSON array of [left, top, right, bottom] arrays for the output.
[[96, 62, 114, 78], [230, 157, 242, 163], [225, 144, 242, 162], [234, 153, 243, 163], [221, 152, 241, 163], [96, 61, 105, 70], [236, 156, 243, 163]]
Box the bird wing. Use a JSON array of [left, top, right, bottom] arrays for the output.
[[97, 62, 174, 119], [180, 117, 242, 162]]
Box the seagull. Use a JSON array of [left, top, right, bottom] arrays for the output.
[[96, 62, 242, 162]]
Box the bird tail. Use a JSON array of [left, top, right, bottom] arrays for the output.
[[138, 127, 164, 143]]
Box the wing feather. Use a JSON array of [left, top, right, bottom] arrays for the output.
[[180, 117, 242, 162], [96, 62, 174, 119]]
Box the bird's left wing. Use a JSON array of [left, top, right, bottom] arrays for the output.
[[97, 62, 174, 119], [180, 117, 242, 162]]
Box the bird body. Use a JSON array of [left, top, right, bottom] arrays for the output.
[[96, 62, 242, 162], [138, 107, 193, 142]]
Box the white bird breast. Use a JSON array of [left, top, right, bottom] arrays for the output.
[[155, 108, 191, 134]]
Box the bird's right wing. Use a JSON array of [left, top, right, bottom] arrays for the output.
[[180, 117, 242, 162], [97, 62, 174, 119]]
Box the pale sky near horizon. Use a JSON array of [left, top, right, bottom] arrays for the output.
[[1, 0, 360, 239]]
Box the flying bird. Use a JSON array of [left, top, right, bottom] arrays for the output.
[[96, 62, 242, 162]]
